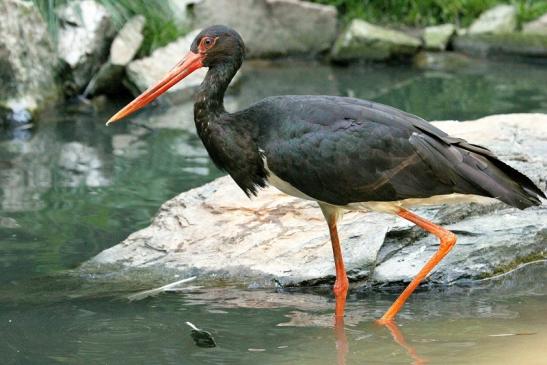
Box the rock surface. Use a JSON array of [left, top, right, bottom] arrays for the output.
[[0, 0, 59, 123], [191, 0, 337, 58], [523, 13, 547, 35], [85, 15, 146, 96], [423, 24, 456, 51], [468, 5, 517, 34], [57, 0, 116, 94], [331, 19, 421, 62], [126, 29, 208, 102], [453, 33, 547, 63], [85, 114, 547, 287]]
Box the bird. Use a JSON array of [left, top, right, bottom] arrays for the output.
[[107, 25, 545, 324]]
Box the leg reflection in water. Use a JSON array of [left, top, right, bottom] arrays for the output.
[[334, 316, 349, 365], [383, 321, 427, 365], [333, 317, 427, 365], [332, 293, 426, 365]]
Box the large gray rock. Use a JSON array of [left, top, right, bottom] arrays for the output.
[[423, 24, 456, 51], [84, 15, 146, 96], [468, 5, 517, 34], [191, 0, 337, 58], [453, 33, 547, 63], [85, 114, 547, 287], [57, 0, 116, 94], [167, 0, 195, 29], [126, 29, 209, 103], [0, 0, 59, 123], [331, 19, 421, 62], [523, 13, 547, 35]]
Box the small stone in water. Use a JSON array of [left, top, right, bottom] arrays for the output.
[[186, 321, 216, 348]]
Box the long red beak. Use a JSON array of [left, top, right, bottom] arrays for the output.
[[106, 51, 204, 125]]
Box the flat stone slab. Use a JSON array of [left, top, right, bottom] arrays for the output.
[[85, 114, 547, 287]]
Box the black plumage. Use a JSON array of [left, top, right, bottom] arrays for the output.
[[239, 95, 544, 209], [191, 35, 544, 209]]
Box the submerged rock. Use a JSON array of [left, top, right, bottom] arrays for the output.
[[0, 0, 59, 123], [331, 19, 421, 62], [85, 114, 547, 287], [57, 0, 116, 94], [191, 0, 337, 58], [85, 15, 146, 96], [453, 33, 547, 63], [423, 24, 456, 51], [413, 51, 473, 71], [468, 5, 517, 34], [523, 13, 547, 35]]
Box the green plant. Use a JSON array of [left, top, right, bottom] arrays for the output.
[[28, 0, 186, 56], [312, 0, 547, 27]]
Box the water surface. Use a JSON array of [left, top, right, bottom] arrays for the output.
[[1, 60, 546, 364]]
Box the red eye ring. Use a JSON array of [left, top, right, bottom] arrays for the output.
[[200, 36, 214, 51]]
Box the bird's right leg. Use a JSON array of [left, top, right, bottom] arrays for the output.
[[319, 204, 349, 318]]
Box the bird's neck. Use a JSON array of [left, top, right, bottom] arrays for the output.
[[194, 62, 238, 127]]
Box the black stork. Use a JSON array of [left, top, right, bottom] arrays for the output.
[[107, 25, 545, 324]]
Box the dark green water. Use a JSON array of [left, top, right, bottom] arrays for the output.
[[1, 60, 546, 364]]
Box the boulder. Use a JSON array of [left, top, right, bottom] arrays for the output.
[[331, 19, 421, 62], [453, 33, 547, 63], [57, 0, 116, 94], [191, 0, 337, 58], [167, 0, 195, 30], [84, 15, 146, 96], [126, 29, 209, 103], [0, 0, 59, 124], [85, 114, 547, 287], [523, 13, 547, 35], [468, 5, 517, 34], [423, 24, 456, 51]]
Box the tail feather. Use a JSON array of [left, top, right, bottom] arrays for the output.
[[484, 157, 545, 208], [410, 133, 545, 210]]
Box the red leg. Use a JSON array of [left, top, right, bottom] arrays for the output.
[[378, 208, 457, 324], [328, 218, 349, 317], [320, 204, 349, 318]]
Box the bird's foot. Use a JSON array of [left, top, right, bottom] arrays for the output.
[[333, 276, 349, 298], [333, 276, 349, 318]]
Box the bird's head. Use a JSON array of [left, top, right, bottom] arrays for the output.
[[107, 25, 244, 125]]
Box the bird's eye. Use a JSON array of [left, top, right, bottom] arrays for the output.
[[202, 37, 213, 49]]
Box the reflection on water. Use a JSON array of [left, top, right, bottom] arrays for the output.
[[1, 60, 547, 364], [0, 261, 545, 364]]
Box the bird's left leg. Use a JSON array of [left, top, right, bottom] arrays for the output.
[[378, 208, 457, 323], [319, 204, 349, 318]]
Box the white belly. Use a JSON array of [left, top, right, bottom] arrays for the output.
[[263, 157, 496, 214]]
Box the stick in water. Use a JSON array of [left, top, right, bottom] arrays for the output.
[[127, 276, 197, 301]]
